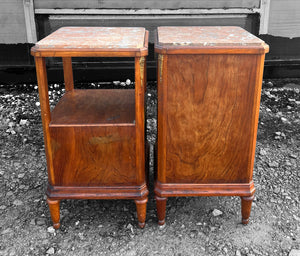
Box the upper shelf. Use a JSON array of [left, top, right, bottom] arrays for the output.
[[50, 89, 135, 127], [31, 27, 148, 57], [155, 26, 269, 55]]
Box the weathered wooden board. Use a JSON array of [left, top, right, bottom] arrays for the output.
[[268, 0, 300, 38], [0, 2, 27, 43], [0, 3, 24, 13], [34, 0, 260, 9], [0, 14, 26, 26]]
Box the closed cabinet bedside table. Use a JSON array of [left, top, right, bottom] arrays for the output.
[[154, 26, 269, 225], [31, 27, 149, 229]]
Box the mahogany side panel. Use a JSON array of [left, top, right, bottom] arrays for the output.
[[162, 54, 260, 184], [50, 126, 137, 186]]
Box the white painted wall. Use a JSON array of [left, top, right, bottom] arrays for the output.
[[0, 0, 27, 43], [268, 0, 300, 38]]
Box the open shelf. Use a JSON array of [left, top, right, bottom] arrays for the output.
[[50, 89, 135, 127]]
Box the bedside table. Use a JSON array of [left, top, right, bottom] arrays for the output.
[[31, 27, 149, 228], [154, 26, 269, 225]]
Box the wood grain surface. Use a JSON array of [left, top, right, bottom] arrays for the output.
[[154, 26, 268, 225], [163, 54, 261, 184], [50, 126, 136, 186], [62, 57, 74, 92], [50, 89, 135, 126]]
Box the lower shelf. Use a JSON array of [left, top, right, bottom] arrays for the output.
[[50, 89, 135, 127]]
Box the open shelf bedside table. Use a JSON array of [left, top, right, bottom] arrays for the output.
[[31, 27, 149, 229]]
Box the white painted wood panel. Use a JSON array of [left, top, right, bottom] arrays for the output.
[[0, 1, 27, 43], [34, 0, 260, 9], [0, 3, 24, 13], [268, 0, 300, 38]]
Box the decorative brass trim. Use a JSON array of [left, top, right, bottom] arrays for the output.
[[139, 57, 145, 88], [158, 54, 164, 83]]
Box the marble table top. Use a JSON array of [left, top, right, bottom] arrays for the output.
[[35, 27, 146, 49], [157, 26, 265, 47]]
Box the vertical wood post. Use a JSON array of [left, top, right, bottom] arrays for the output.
[[62, 57, 74, 91], [35, 57, 55, 185], [135, 56, 146, 185], [157, 54, 167, 183]]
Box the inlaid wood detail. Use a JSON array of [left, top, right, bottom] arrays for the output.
[[158, 54, 164, 83], [139, 56, 145, 88]]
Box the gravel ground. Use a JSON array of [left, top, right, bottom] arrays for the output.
[[0, 79, 299, 256]]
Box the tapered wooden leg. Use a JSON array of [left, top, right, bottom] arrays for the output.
[[135, 198, 148, 228], [241, 195, 255, 225], [47, 198, 60, 229], [155, 196, 167, 225]]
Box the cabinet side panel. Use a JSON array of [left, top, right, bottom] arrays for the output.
[[165, 54, 260, 183], [50, 126, 137, 186]]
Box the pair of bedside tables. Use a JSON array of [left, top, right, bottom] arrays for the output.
[[31, 26, 269, 229]]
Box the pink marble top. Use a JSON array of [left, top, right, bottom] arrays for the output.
[[35, 27, 146, 49], [157, 26, 265, 47]]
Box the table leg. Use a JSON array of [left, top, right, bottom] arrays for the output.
[[135, 198, 148, 228], [47, 198, 60, 229], [241, 195, 255, 224], [155, 195, 167, 225]]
